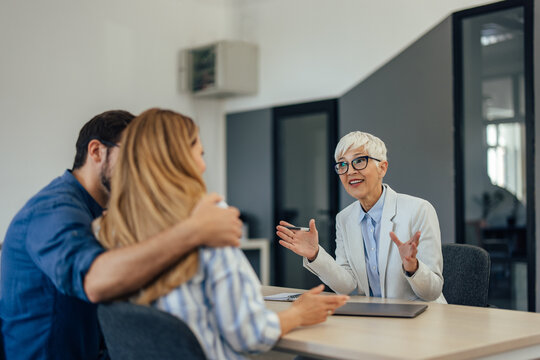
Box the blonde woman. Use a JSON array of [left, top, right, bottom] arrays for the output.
[[95, 108, 348, 359]]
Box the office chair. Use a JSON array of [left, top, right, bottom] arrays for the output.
[[442, 243, 491, 307], [98, 302, 206, 360]]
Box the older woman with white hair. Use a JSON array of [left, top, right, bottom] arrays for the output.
[[276, 131, 446, 303]]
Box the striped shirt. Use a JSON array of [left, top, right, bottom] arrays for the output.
[[154, 246, 281, 360]]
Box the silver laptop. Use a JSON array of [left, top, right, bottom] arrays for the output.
[[333, 302, 428, 318]]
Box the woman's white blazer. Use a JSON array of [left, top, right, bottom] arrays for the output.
[[304, 185, 446, 303]]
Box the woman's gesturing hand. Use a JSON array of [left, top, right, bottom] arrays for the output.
[[389, 231, 420, 274], [276, 219, 319, 261]]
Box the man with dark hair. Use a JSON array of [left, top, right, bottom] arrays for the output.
[[72, 110, 133, 170], [0, 110, 242, 360]]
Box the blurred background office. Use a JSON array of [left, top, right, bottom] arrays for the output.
[[2, 0, 539, 311]]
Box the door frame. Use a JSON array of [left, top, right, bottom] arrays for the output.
[[272, 99, 339, 286]]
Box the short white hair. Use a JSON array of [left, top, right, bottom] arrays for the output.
[[334, 131, 387, 162]]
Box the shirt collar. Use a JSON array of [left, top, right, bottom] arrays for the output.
[[358, 185, 387, 224], [63, 169, 104, 217]]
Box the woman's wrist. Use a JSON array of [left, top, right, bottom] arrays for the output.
[[403, 259, 419, 275], [278, 307, 302, 335], [307, 246, 319, 262]]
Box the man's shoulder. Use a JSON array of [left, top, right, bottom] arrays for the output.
[[22, 173, 89, 214], [5, 172, 91, 238]]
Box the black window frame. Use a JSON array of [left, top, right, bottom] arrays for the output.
[[453, 0, 535, 311]]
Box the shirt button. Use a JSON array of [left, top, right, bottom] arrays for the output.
[[372, 266, 376, 270], [371, 228, 374, 232], [371, 247, 375, 251]]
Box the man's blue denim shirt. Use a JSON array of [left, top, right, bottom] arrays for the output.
[[1, 170, 105, 359]]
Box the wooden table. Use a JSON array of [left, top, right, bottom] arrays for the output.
[[263, 286, 540, 359]]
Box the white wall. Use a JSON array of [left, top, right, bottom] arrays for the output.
[[226, 0, 493, 113], [0, 0, 236, 238], [0, 0, 496, 239]]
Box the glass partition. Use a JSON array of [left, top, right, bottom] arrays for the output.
[[457, 3, 533, 310], [273, 100, 338, 288]]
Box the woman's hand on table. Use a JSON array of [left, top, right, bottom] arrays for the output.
[[278, 285, 349, 335]]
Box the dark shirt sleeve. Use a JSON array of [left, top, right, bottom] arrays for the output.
[[25, 199, 105, 302]]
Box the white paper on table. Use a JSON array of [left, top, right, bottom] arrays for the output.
[[263, 292, 302, 301]]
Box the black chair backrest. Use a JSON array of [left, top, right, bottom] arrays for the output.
[[442, 243, 491, 307], [98, 302, 206, 360]]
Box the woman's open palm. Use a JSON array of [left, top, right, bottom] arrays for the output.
[[276, 219, 319, 261]]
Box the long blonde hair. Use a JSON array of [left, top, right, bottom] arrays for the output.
[[98, 108, 206, 304]]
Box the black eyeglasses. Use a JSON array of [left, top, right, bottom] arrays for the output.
[[334, 156, 381, 175]]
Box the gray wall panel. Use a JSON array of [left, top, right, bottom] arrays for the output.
[[226, 109, 274, 241], [339, 17, 455, 244]]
